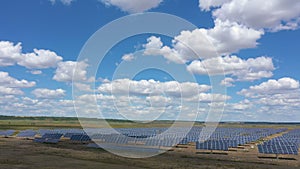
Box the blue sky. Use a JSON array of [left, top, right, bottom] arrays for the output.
[[0, 0, 300, 122]]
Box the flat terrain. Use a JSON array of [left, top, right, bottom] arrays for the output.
[[1, 116, 299, 130], [0, 116, 299, 169], [0, 137, 299, 169]]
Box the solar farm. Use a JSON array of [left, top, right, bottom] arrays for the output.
[[2, 127, 300, 155], [0, 120, 300, 169]]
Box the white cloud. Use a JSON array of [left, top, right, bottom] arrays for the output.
[[32, 88, 66, 99], [0, 71, 35, 96], [30, 70, 42, 75], [50, 0, 75, 5], [0, 86, 24, 95], [91, 78, 230, 120], [146, 95, 172, 107], [199, 0, 232, 11], [234, 77, 300, 121], [0, 41, 63, 69], [53, 61, 88, 82], [143, 20, 263, 63], [0, 71, 36, 88], [210, 0, 300, 31], [258, 93, 300, 107], [74, 83, 93, 92], [143, 36, 184, 64], [100, 0, 163, 13], [187, 55, 274, 82], [0, 96, 75, 116], [18, 49, 63, 69], [0, 41, 22, 66], [174, 19, 263, 60], [98, 78, 211, 98], [230, 99, 252, 111], [121, 53, 135, 62], [239, 77, 299, 98], [220, 77, 235, 87], [190, 93, 231, 103]]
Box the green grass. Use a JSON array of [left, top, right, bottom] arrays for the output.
[[0, 115, 299, 130]]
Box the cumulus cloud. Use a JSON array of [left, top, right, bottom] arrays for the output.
[[121, 53, 135, 62], [98, 78, 211, 98], [258, 92, 300, 107], [91, 78, 230, 119], [18, 49, 63, 69], [0, 86, 24, 95], [74, 83, 93, 92], [200, 0, 300, 32], [0, 71, 36, 88], [199, 0, 232, 11], [239, 77, 299, 98], [187, 56, 274, 82], [174, 19, 263, 59], [143, 36, 185, 64], [32, 88, 66, 99], [235, 77, 300, 121], [0, 95, 75, 116], [143, 20, 263, 63], [0, 41, 22, 66], [220, 77, 235, 87], [53, 61, 88, 82], [0, 41, 63, 69], [187, 93, 231, 103], [0, 71, 35, 96], [100, 0, 163, 13], [230, 99, 252, 111]]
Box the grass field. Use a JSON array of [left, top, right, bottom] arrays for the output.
[[1, 116, 299, 130]]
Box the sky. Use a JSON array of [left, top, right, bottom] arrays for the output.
[[0, 0, 300, 122]]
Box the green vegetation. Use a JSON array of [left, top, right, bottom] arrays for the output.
[[0, 115, 299, 130]]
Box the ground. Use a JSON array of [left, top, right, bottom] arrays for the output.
[[0, 137, 299, 169], [0, 116, 299, 169]]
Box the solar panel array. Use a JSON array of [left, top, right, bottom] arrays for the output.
[[0, 130, 15, 137], [70, 134, 91, 142], [16, 130, 37, 138], [12, 127, 300, 155], [38, 128, 85, 136], [196, 140, 230, 151], [88, 127, 286, 150], [281, 129, 300, 146], [258, 143, 298, 155], [34, 133, 63, 144], [258, 129, 300, 155]]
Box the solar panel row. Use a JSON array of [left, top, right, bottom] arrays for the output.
[[0, 130, 15, 137], [12, 127, 293, 153], [33, 133, 63, 144], [70, 134, 91, 142], [16, 130, 36, 138], [196, 140, 230, 151], [258, 129, 300, 155], [258, 144, 298, 155]]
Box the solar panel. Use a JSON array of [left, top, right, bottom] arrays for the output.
[[70, 134, 91, 142], [258, 144, 298, 155], [0, 130, 15, 137], [257, 129, 300, 155], [33, 133, 63, 144], [17, 130, 37, 138], [196, 140, 229, 151]]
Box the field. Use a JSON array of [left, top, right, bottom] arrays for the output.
[[0, 116, 299, 169]]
